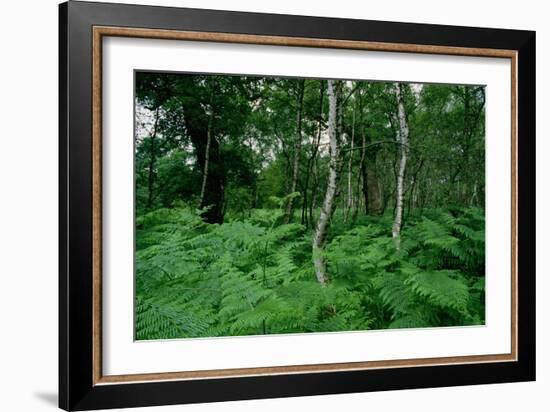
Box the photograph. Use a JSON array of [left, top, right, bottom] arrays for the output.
[[134, 72, 487, 340]]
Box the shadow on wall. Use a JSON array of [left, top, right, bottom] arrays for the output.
[[34, 392, 58, 407]]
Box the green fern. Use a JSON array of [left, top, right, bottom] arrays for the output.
[[135, 205, 485, 339], [406, 270, 469, 313]]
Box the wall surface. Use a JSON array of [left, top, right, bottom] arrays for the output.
[[0, 0, 546, 411]]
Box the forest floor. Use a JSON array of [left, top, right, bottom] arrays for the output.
[[135, 205, 485, 340]]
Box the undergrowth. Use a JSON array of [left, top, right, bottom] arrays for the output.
[[135, 205, 485, 340]]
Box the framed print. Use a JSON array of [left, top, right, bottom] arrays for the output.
[[59, 1, 536, 410]]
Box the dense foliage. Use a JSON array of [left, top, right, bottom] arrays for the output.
[[136, 204, 484, 339], [134, 73, 486, 340]]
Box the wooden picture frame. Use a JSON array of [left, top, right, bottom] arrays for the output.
[[59, 1, 535, 410]]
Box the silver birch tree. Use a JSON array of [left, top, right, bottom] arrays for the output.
[[198, 108, 214, 209], [391, 83, 410, 249], [312, 80, 341, 285]]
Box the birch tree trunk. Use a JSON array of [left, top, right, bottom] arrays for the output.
[[392, 83, 410, 249], [312, 80, 340, 286], [198, 110, 214, 209], [284, 80, 305, 224]]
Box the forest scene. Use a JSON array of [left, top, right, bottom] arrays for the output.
[[134, 72, 486, 340]]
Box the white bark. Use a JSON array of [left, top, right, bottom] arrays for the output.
[[392, 83, 410, 249], [198, 111, 213, 209], [312, 80, 340, 286]]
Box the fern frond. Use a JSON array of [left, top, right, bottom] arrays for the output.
[[406, 270, 469, 313]]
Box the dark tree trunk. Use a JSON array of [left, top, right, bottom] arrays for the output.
[[344, 100, 357, 223], [405, 158, 424, 217], [359, 131, 369, 214], [309, 157, 319, 229], [366, 162, 383, 214]]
